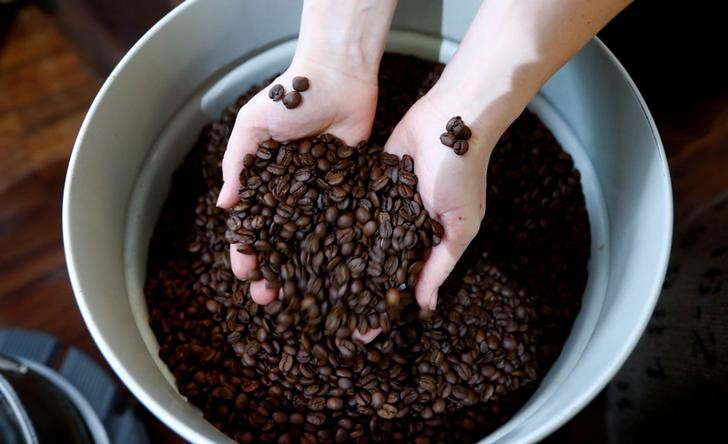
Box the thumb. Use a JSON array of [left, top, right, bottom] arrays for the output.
[[415, 239, 469, 310], [415, 211, 482, 310], [217, 110, 265, 209]]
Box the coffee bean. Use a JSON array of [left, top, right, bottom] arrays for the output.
[[452, 122, 472, 140], [272, 411, 288, 424], [289, 412, 305, 426], [309, 397, 326, 411], [283, 91, 302, 109], [446, 116, 462, 132], [279, 353, 293, 373], [326, 397, 344, 410], [292, 76, 310, 92], [453, 140, 469, 156], [336, 212, 354, 228], [268, 84, 285, 101], [306, 412, 326, 426], [386, 288, 400, 306], [377, 404, 397, 419], [440, 132, 456, 147], [336, 339, 355, 359], [371, 391, 386, 409]]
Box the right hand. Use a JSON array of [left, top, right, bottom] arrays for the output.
[[216, 57, 378, 305]]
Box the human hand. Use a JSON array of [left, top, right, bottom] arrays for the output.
[[217, 58, 378, 305], [384, 91, 502, 310]]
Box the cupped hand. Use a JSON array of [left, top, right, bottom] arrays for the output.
[[385, 92, 499, 310], [217, 58, 378, 305]]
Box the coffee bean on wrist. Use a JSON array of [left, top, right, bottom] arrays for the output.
[[453, 140, 469, 156], [268, 84, 284, 101], [452, 123, 472, 140], [446, 115, 462, 132], [440, 132, 457, 147], [292, 76, 310, 92], [283, 91, 302, 109], [442, 115, 473, 154]]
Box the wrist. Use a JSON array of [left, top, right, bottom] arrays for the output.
[[426, 64, 532, 151], [292, 43, 379, 84], [292, 0, 397, 82]]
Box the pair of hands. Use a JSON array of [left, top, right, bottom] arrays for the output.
[[217, 57, 493, 340]]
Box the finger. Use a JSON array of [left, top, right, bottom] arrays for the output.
[[230, 244, 278, 304], [217, 110, 264, 208], [352, 328, 382, 344], [250, 279, 278, 305], [230, 244, 257, 281], [415, 241, 464, 310], [328, 123, 372, 148], [382, 127, 411, 157]]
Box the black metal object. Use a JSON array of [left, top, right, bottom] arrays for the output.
[[0, 329, 149, 444]]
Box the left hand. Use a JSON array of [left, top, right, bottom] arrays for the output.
[[384, 91, 499, 310]]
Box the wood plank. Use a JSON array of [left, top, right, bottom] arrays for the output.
[[0, 6, 69, 72], [25, 109, 87, 170], [0, 50, 95, 113]]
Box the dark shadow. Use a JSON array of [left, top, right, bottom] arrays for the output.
[[0, 0, 24, 47]]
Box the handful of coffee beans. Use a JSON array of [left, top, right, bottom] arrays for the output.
[[145, 53, 590, 444], [225, 134, 442, 339]]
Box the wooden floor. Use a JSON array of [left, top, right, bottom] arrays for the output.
[[0, 5, 725, 443], [0, 6, 99, 354]]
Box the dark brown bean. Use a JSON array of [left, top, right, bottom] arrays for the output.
[[292, 76, 310, 91], [268, 84, 285, 101], [283, 91, 302, 109], [440, 132, 457, 147], [453, 139, 469, 155]]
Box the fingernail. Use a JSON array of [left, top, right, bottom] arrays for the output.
[[429, 290, 438, 310], [215, 182, 226, 207]]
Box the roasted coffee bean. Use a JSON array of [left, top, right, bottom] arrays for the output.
[[308, 397, 326, 411], [440, 132, 457, 147], [452, 122, 472, 140], [376, 404, 397, 419], [446, 115, 462, 132], [453, 140, 469, 156], [283, 91, 302, 109], [272, 411, 288, 424], [306, 412, 326, 426], [147, 53, 589, 444], [371, 391, 386, 409], [292, 76, 310, 92], [268, 84, 285, 101], [326, 397, 344, 410], [386, 288, 400, 306]]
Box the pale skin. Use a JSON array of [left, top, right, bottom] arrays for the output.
[[217, 0, 632, 343]]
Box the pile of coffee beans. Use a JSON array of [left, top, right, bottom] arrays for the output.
[[145, 53, 590, 443], [225, 134, 441, 340], [440, 116, 472, 155], [269, 75, 310, 109]]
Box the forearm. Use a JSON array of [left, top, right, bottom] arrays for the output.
[[432, 0, 632, 140], [293, 0, 399, 80]]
